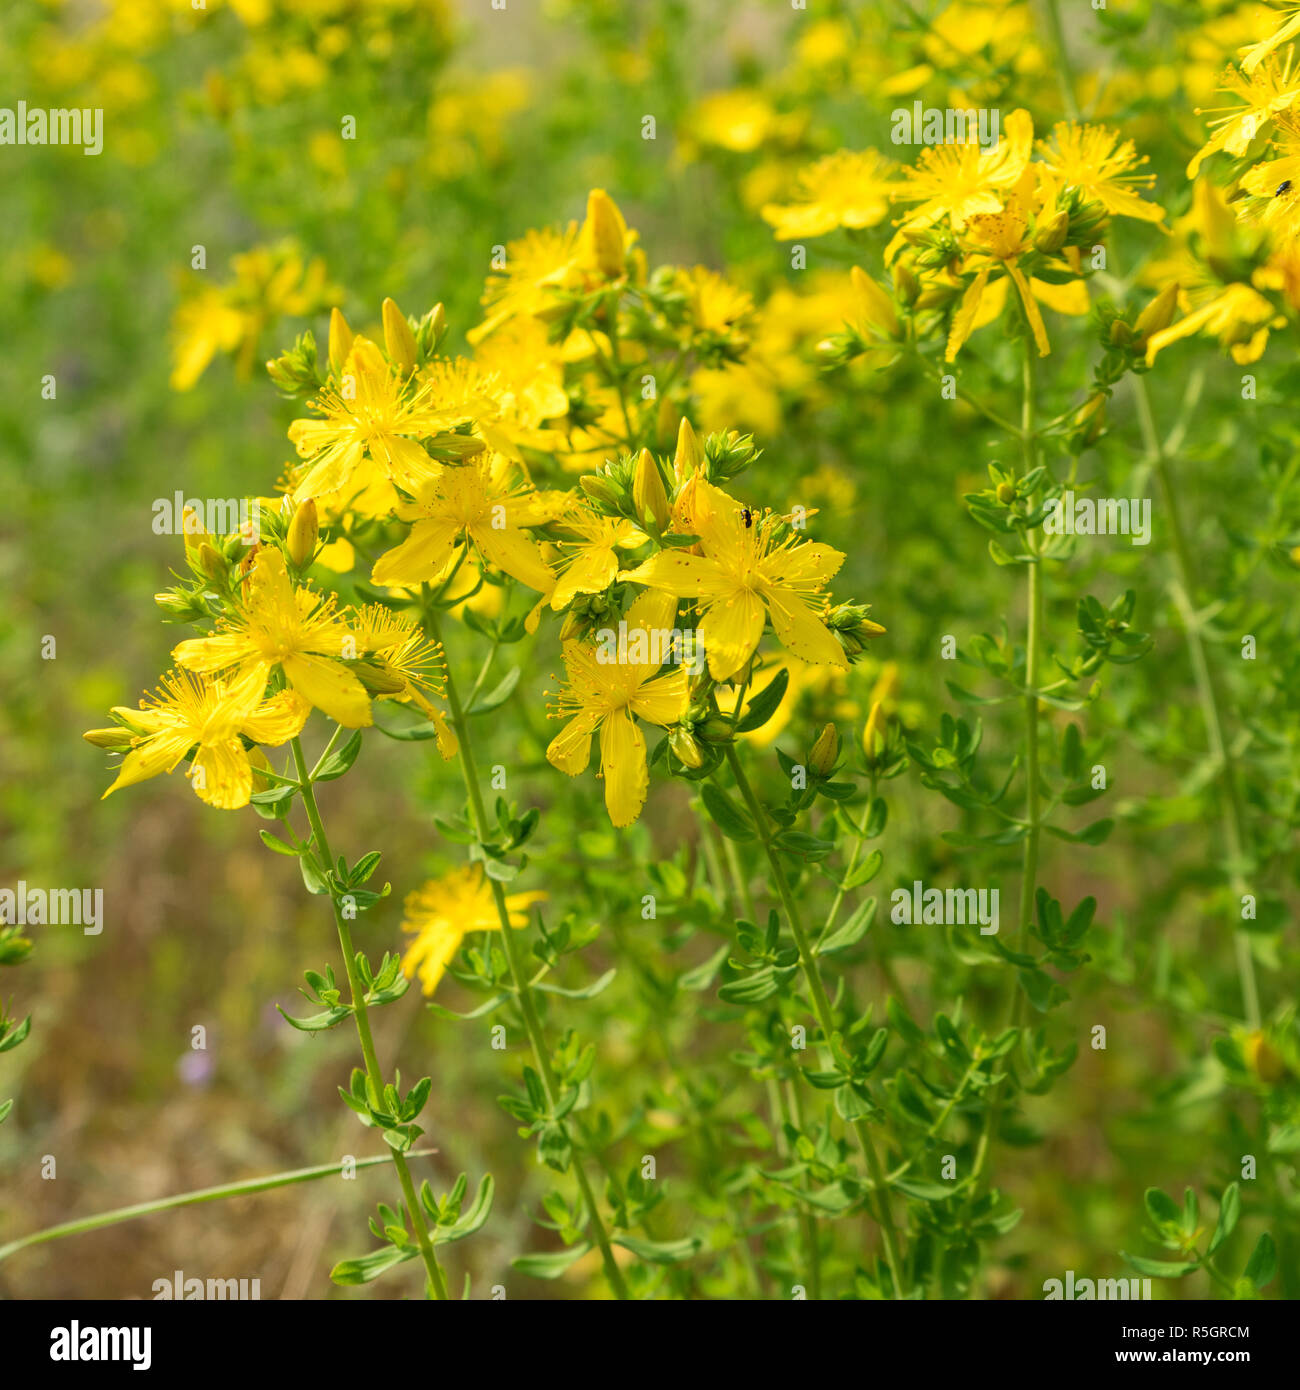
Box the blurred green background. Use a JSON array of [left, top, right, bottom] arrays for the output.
[[2, 0, 1296, 1299]]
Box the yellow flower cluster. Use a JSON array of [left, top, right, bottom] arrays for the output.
[[88, 192, 884, 831], [1139, 15, 1300, 365], [777, 112, 1164, 367]]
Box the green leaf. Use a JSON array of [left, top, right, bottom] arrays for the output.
[[1144, 1186, 1181, 1230], [700, 783, 756, 842], [299, 852, 329, 896], [1266, 1123, 1300, 1153], [612, 1233, 701, 1264], [374, 718, 445, 742], [1243, 1232, 1276, 1290], [469, 667, 520, 716], [512, 1243, 593, 1279], [841, 849, 883, 889], [259, 829, 301, 857], [817, 897, 877, 955], [0, 1098, 12, 1125], [0, 1016, 32, 1053], [678, 944, 729, 991], [894, 1179, 955, 1201], [734, 669, 789, 732], [330, 1243, 418, 1285], [276, 1003, 352, 1032], [433, 1174, 494, 1245], [315, 730, 362, 781], [1120, 1252, 1198, 1277], [533, 968, 617, 1000], [1045, 818, 1114, 846], [718, 968, 782, 1003], [1207, 1183, 1240, 1256]]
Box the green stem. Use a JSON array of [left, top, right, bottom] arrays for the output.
[[427, 610, 631, 1300], [1133, 378, 1261, 1027], [290, 736, 450, 1302], [1042, 0, 1081, 122], [0, 1152, 430, 1265], [722, 745, 907, 1298], [974, 342, 1043, 1185]]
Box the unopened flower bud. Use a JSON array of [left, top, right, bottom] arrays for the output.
[[1074, 394, 1106, 445], [862, 700, 887, 763], [1033, 209, 1069, 254], [328, 307, 354, 376], [579, 188, 628, 279], [669, 726, 704, 769], [415, 302, 447, 357], [83, 727, 136, 751], [1245, 1031, 1286, 1084], [996, 481, 1016, 505], [198, 543, 226, 580], [696, 717, 734, 745], [182, 506, 212, 557], [1109, 319, 1134, 348], [808, 722, 838, 776], [633, 448, 670, 530], [287, 497, 319, 567], [382, 297, 418, 373], [579, 473, 622, 509], [1133, 283, 1179, 347], [350, 658, 407, 696], [893, 261, 921, 306], [674, 416, 702, 484]]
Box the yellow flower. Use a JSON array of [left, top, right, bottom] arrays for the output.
[[686, 89, 777, 153], [287, 337, 465, 504], [675, 266, 754, 336], [173, 547, 373, 727], [98, 668, 308, 809], [370, 451, 555, 595], [548, 511, 645, 610], [546, 590, 688, 827], [892, 108, 1034, 235], [947, 200, 1052, 359], [620, 480, 852, 682], [1036, 122, 1165, 223], [468, 223, 581, 344], [1242, 7, 1300, 74], [341, 603, 456, 757], [762, 149, 897, 239], [170, 286, 248, 391], [1144, 281, 1282, 365], [400, 866, 546, 997], [1187, 50, 1300, 178]]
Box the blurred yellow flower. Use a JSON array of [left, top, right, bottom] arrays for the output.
[[400, 866, 546, 997], [762, 149, 897, 239]]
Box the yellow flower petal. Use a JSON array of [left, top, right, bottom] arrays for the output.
[[598, 707, 648, 828]]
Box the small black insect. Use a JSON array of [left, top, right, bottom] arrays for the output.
[[1277, 180, 1293, 197], [741, 507, 754, 529]]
